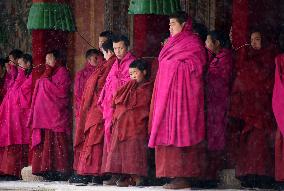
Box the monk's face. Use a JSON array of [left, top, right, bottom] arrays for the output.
[[205, 35, 220, 54], [113, 41, 128, 60], [251, 32, 262, 50], [129, 68, 146, 83], [8, 55, 18, 66], [18, 58, 30, 69], [45, 53, 56, 67], [88, 55, 99, 66], [169, 18, 184, 37], [99, 36, 108, 51]]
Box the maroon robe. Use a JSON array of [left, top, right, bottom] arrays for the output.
[[205, 48, 233, 180], [74, 55, 116, 175], [105, 80, 153, 176], [229, 45, 277, 178]]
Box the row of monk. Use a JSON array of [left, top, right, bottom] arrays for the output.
[[0, 11, 283, 190]]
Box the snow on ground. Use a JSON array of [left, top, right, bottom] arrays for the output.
[[0, 181, 274, 191]]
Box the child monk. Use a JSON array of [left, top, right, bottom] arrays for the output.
[[105, 59, 153, 187]]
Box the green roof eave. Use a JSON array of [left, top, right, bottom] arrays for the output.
[[27, 2, 76, 32], [128, 0, 181, 15]]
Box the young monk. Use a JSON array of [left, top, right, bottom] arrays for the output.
[[229, 30, 278, 188], [204, 30, 233, 187], [98, 35, 136, 185], [148, 11, 207, 189], [74, 41, 116, 184], [29, 50, 72, 180], [105, 59, 153, 187], [0, 54, 33, 180], [73, 49, 104, 174], [273, 44, 284, 190]]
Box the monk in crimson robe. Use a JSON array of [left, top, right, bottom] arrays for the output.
[[105, 59, 153, 187], [273, 52, 284, 190], [29, 50, 72, 181], [229, 30, 277, 188], [73, 49, 104, 173], [98, 35, 136, 185], [148, 11, 207, 189], [0, 54, 33, 180], [74, 41, 116, 184], [204, 30, 233, 187]]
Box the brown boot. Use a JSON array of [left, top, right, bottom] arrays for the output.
[[103, 175, 120, 185], [116, 176, 136, 187], [163, 178, 191, 189]]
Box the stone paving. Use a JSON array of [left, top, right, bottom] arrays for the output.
[[0, 181, 276, 191]]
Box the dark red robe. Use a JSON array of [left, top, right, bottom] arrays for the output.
[[229, 45, 277, 178], [74, 55, 116, 175], [105, 80, 153, 176]]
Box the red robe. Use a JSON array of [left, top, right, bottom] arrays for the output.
[[205, 48, 233, 180], [273, 54, 284, 181], [30, 65, 72, 175], [105, 80, 153, 176], [74, 55, 116, 175], [229, 45, 277, 178]]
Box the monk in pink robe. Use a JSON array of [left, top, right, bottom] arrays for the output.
[[98, 35, 136, 184], [29, 50, 72, 181], [74, 42, 116, 184], [204, 31, 233, 186], [0, 54, 33, 180], [73, 49, 103, 172], [273, 53, 284, 188], [229, 31, 277, 188], [1, 50, 23, 99], [148, 12, 207, 189]]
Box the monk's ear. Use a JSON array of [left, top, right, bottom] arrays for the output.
[[143, 70, 147, 76]]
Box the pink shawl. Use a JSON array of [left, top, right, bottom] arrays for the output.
[[0, 68, 32, 147], [206, 48, 233, 150], [29, 66, 72, 147], [273, 54, 284, 136], [148, 20, 207, 148], [98, 52, 136, 148]]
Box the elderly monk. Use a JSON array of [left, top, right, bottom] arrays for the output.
[[148, 11, 207, 189]]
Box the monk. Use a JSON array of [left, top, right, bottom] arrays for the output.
[[99, 31, 113, 51], [74, 41, 116, 184], [273, 52, 284, 190], [105, 59, 153, 187], [98, 34, 136, 185], [0, 57, 7, 103], [229, 30, 277, 188], [0, 54, 33, 180], [148, 11, 207, 189], [2, 49, 23, 97], [73, 49, 104, 173], [204, 30, 233, 187], [30, 50, 72, 181]]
